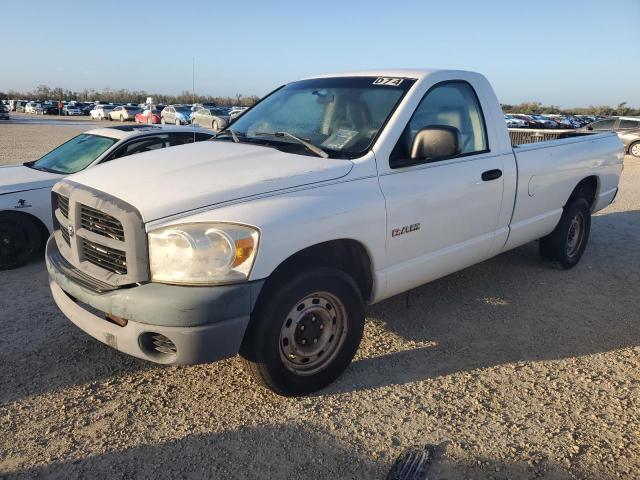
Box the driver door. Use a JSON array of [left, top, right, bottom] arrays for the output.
[[378, 81, 505, 297]]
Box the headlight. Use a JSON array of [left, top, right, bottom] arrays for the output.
[[148, 223, 259, 285]]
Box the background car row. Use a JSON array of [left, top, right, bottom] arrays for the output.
[[4, 99, 248, 132], [503, 113, 605, 129]]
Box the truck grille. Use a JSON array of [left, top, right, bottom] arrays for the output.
[[82, 238, 128, 275], [57, 194, 69, 218], [80, 204, 125, 241], [60, 224, 71, 245], [52, 181, 148, 287]]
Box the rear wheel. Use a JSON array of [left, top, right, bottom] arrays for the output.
[[539, 197, 591, 269], [629, 141, 640, 158], [0, 213, 43, 270], [241, 267, 365, 396]]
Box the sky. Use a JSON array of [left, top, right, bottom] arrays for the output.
[[2, 0, 639, 107]]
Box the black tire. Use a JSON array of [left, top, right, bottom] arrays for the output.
[[629, 141, 640, 158], [240, 266, 365, 396], [0, 213, 43, 270], [539, 197, 591, 269]]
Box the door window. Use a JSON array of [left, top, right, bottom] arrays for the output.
[[619, 119, 640, 130], [391, 81, 488, 163], [590, 119, 615, 130]]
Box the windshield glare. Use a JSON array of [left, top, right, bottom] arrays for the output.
[[228, 77, 414, 158], [32, 134, 117, 174]]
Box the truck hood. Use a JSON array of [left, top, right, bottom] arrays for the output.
[[68, 141, 354, 222], [0, 164, 62, 195]]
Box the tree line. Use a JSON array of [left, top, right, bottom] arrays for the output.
[[0, 85, 260, 107], [502, 101, 640, 116]]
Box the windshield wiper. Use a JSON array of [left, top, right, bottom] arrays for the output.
[[213, 129, 239, 143], [254, 131, 328, 158], [23, 161, 60, 174]]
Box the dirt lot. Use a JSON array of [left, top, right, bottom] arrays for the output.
[[0, 115, 638, 479]]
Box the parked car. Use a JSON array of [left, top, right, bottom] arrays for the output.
[[42, 104, 60, 115], [135, 109, 162, 124], [191, 107, 230, 131], [528, 114, 558, 128], [504, 114, 526, 128], [45, 68, 623, 396], [62, 105, 83, 116], [229, 106, 249, 122], [581, 116, 640, 157], [0, 103, 9, 120], [161, 105, 193, 125], [109, 105, 142, 122], [89, 105, 114, 120], [0, 125, 215, 270], [25, 102, 43, 114]]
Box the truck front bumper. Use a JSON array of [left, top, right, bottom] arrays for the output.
[[46, 237, 263, 365]]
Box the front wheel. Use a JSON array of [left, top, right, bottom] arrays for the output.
[[240, 267, 365, 396], [0, 213, 43, 270], [629, 141, 640, 158], [539, 198, 591, 269]]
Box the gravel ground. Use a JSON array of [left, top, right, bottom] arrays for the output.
[[0, 116, 638, 479]]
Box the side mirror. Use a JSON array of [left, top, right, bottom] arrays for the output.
[[410, 125, 461, 161]]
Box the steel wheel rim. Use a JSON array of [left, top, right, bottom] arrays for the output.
[[279, 291, 348, 376], [566, 212, 585, 258]]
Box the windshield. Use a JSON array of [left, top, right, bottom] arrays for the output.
[[31, 134, 118, 174], [175, 106, 192, 113], [226, 76, 415, 158]]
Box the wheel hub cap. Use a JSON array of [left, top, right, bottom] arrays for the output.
[[566, 213, 584, 258], [279, 292, 348, 376]]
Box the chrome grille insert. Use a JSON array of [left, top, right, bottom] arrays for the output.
[[60, 224, 71, 245], [80, 204, 125, 241], [81, 238, 127, 275], [57, 194, 69, 219]]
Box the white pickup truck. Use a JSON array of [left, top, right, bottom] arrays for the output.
[[46, 69, 623, 396]]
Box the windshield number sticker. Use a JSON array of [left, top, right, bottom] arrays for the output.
[[373, 77, 404, 86]]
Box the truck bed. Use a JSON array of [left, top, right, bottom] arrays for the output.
[[502, 131, 622, 252], [509, 128, 595, 146]]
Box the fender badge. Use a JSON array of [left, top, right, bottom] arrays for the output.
[[14, 199, 32, 209], [391, 223, 421, 237]]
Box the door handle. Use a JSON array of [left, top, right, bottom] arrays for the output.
[[481, 169, 502, 181]]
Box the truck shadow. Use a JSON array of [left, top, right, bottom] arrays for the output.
[[2, 424, 384, 480], [3, 427, 609, 480], [329, 209, 640, 394]]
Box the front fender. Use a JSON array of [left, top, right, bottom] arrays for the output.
[[144, 176, 387, 284], [0, 188, 55, 232]]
